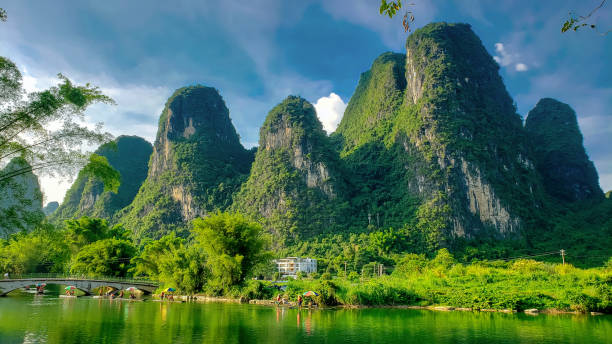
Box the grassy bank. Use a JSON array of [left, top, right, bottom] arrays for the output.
[[228, 256, 611, 314]]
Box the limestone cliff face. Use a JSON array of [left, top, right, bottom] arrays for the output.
[[402, 22, 541, 237], [51, 135, 152, 222], [525, 98, 603, 202], [0, 158, 44, 238], [119, 86, 254, 240], [262, 109, 337, 198], [335, 23, 544, 239], [234, 96, 346, 243]]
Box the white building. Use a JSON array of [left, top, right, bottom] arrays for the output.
[[274, 257, 317, 278]]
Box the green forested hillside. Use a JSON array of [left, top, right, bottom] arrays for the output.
[[525, 98, 603, 202], [233, 96, 349, 246], [117, 86, 254, 240], [51, 136, 152, 222]]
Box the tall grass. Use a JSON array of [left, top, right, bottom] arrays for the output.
[[248, 256, 611, 313]]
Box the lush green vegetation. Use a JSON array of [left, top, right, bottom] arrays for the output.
[[233, 96, 350, 245], [1, 21, 610, 316], [118, 86, 254, 240], [129, 212, 271, 294], [52, 136, 152, 222], [272, 249, 611, 313]]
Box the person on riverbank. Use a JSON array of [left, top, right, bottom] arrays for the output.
[[160, 291, 165, 300], [119, 290, 124, 298], [276, 294, 281, 305], [297, 295, 303, 308]]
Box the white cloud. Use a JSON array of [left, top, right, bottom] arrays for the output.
[[314, 92, 347, 134], [515, 63, 528, 72], [493, 42, 528, 72]]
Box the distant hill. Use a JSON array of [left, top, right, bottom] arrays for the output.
[[42, 201, 59, 216], [51, 136, 152, 222], [526, 98, 603, 202], [0, 157, 44, 238], [117, 86, 254, 240]]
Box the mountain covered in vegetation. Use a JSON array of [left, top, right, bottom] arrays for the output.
[[51, 136, 152, 223], [32, 22, 607, 257], [525, 98, 603, 202], [0, 157, 45, 238], [117, 86, 254, 240], [233, 96, 348, 245], [332, 23, 545, 243]]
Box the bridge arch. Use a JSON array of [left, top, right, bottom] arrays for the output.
[[0, 278, 157, 296]]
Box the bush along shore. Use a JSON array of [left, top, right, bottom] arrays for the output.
[[173, 250, 611, 315]]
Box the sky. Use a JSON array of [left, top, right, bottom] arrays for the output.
[[1, 0, 610, 204]]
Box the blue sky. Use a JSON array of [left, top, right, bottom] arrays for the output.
[[1, 0, 610, 203]]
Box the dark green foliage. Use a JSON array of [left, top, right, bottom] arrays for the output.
[[118, 86, 253, 240], [234, 96, 349, 244], [70, 237, 136, 277], [192, 212, 270, 292], [132, 233, 208, 294], [0, 225, 69, 274], [52, 136, 152, 222], [64, 216, 131, 253], [525, 98, 603, 202]]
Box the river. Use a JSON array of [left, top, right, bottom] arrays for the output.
[[0, 293, 610, 343]]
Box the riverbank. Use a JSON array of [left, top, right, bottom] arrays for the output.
[[166, 257, 611, 315], [148, 294, 609, 316]]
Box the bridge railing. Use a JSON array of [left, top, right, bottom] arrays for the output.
[[4, 273, 159, 286]]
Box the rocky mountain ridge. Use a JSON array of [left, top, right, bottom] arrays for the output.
[[48, 22, 604, 249]]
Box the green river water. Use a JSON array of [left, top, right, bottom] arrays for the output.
[[0, 293, 610, 343]]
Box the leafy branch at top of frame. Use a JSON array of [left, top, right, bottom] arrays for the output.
[[562, 0, 610, 35]]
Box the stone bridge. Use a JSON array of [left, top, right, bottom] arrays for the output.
[[0, 277, 158, 296]]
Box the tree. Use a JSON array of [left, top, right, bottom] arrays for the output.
[[131, 232, 186, 278], [64, 216, 129, 252], [0, 55, 116, 183], [131, 233, 208, 293], [70, 237, 136, 277], [0, 225, 70, 275], [192, 212, 270, 290]]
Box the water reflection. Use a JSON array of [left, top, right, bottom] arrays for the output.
[[0, 294, 609, 344]]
